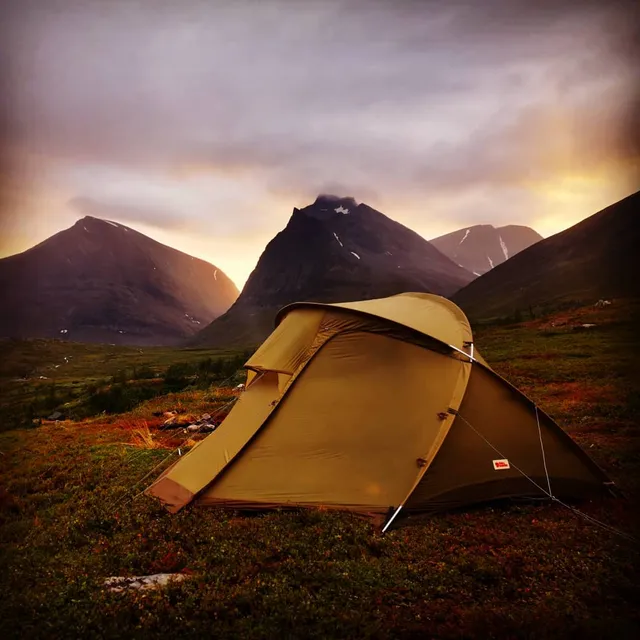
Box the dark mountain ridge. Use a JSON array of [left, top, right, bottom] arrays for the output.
[[0, 216, 238, 345]]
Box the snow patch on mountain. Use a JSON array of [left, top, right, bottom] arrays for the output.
[[499, 235, 509, 260], [333, 232, 344, 247], [487, 255, 494, 268], [459, 229, 470, 245], [335, 206, 350, 215], [350, 251, 361, 260]]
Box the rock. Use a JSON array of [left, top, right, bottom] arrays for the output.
[[573, 323, 597, 331], [103, 573, 190, 593], [186, 423, 215, 433], [47, 411, 63, 421], [200, 413, 211, 421]]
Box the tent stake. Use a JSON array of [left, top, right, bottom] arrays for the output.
[[382, 505, 403, 533]]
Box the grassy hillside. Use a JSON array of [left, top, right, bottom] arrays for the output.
[[453, 190, 640, 320], [1, 301, 639, 638]]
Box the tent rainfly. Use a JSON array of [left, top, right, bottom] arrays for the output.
[[145, 293, 614, 527]]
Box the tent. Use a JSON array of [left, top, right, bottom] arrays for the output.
[[145, 292, 614, 526]]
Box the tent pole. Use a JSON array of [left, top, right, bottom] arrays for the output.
[[382, 505, 403, 533], [449, 343, 475, 363]]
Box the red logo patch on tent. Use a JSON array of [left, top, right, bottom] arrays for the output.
[[493, 459, 510, 470]]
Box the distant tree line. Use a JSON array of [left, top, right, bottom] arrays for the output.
[[84, 350, 253, 415], [9, 350, 253, 429]]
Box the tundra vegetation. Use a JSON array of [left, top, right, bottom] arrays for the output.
[[1, 301, 639, 639]]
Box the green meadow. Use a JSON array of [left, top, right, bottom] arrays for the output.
[[1, 301, 639, 639]]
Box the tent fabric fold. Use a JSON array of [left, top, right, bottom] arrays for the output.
[[145, 292, 613, 522]]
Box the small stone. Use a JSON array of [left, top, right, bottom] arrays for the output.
[[104, 573, 190, 593]]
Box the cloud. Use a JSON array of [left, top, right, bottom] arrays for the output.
[[0, 0, 638, 279], [3, 1, 637, 162]]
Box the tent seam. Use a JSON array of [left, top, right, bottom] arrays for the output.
[[383, 356, 473, 528]]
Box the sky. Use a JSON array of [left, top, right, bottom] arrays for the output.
[[1, 0, 638, 289]]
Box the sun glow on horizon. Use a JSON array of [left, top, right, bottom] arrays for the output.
[[2, 172, 635, 291], [528, 168, 636, 238]]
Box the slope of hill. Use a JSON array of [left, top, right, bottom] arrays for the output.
[[452, 191, 640, 320], [431, 224, 542, 275], [193, 195, 474, 347], [0, 216, 239, 345]]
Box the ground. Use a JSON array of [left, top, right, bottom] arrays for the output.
[[1, 301, 639, 639]]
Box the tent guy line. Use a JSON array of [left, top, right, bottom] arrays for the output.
[[107, 395, 241, 513], [454, 412, 637, 544], [535, 404, 553, 497], [113, 369, 245, 470]]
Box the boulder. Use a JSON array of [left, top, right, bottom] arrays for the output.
[[104, 573, 190, 593]]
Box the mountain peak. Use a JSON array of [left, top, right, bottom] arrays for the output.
[[75, 215, 127, 230], [431, 223, 542, 276], [313, 194, 359, 207], [192, 197, 474, 347], [294, 195, 361, 222], [0, 218, 239, 345]]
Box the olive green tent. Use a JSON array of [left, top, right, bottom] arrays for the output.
[[145, 293, 613, 526]]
